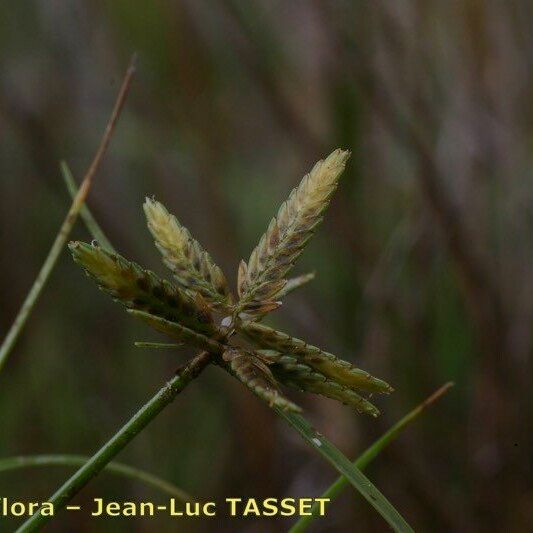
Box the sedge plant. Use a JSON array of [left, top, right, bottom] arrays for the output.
[[10, 65, 418, 532], [70, 149, 393, 416]]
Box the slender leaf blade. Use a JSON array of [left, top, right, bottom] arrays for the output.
[[289, 382, 454, 532], [0, 454, 192, 503], [276, 410, 414, 533]]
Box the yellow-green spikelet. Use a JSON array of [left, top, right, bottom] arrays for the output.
[[260, 352, 380, 417], [239, 149, 351, 316], [69, 241, 217, 336], [239, 322, 392, 395], [144, 198, 231, 309]]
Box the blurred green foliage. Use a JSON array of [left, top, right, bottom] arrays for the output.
[[1, 1, 532, 531]]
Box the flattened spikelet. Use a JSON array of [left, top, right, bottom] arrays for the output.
[[223, 349, 301, 412], [238, 149, 350, 318], [267, 355, 380, 417], [69, 241, 216, 335], [239, 322, 393, 394], [144, 198, 231, 309]]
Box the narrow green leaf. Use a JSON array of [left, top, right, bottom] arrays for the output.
[[134, 341, 183, 349], [289, 382, 454, 532], [61, 161, 116, 253], [0, 455, 192, 503], [0, 55, 134, 374], [276, 410, 414, 533], [16, 352, 212, 532], [128, 310, 223, 354]]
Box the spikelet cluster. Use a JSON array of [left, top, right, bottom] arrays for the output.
[[144, 198, 231, 310], [71, 148, 394, 416], [237, 149, 350, 318], [239, 323, 392, 393], [257, 351, 380, 417], [238, 322, 392, 414], [69, 241, 216, 336], [223, 348, 301, 412]]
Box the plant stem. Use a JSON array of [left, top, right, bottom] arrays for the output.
[[61, 161, 116, 253], [288, 382, 454, 533], [278, 410, 414, 533], [134, 341, 183, 349], [16, 351, 211, 533], [0, 455, 192, 503], [0, 56, 136, 374]]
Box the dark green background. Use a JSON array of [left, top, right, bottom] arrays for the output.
[[1, 1, 531, 531]]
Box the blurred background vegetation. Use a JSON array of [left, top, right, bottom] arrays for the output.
[[1, 1, 532, 531]]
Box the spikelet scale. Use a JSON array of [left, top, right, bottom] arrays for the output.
[[223, 348, 301, 412]]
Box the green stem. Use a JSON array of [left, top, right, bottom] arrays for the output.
[[16, 351, 211, 533], [60, 161, 116, 253], [0, 57, 135, 374], [134, 341, 183, 349], [0, 455, 192, 503], [288, 382, 454, 533], [0, 228, 71, 372]]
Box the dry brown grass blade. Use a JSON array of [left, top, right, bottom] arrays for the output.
[[144, 198, 232, 310], [238, 149, 350, 319]]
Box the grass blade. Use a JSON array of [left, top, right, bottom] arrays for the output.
[[61, 161, 116, 253], [277, 409, 414, 533], [289, 382, 454, 532], [0, 56, 135, 374], [134, 341, 183, 349], [15, 351, 211, 532], [0, 454, 192, 503]]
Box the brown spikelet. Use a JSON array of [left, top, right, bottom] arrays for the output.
[[222, 348, 301, 412], [128, 310, 224, 354], [239, 322, 393, 394], [69, 241, 217, 336], [144, 198, 232, 309], [270, 357, 379, 416], [238, 149, 350, 318], [239, 300, 282, 321], [257, 352, 380, 416]]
